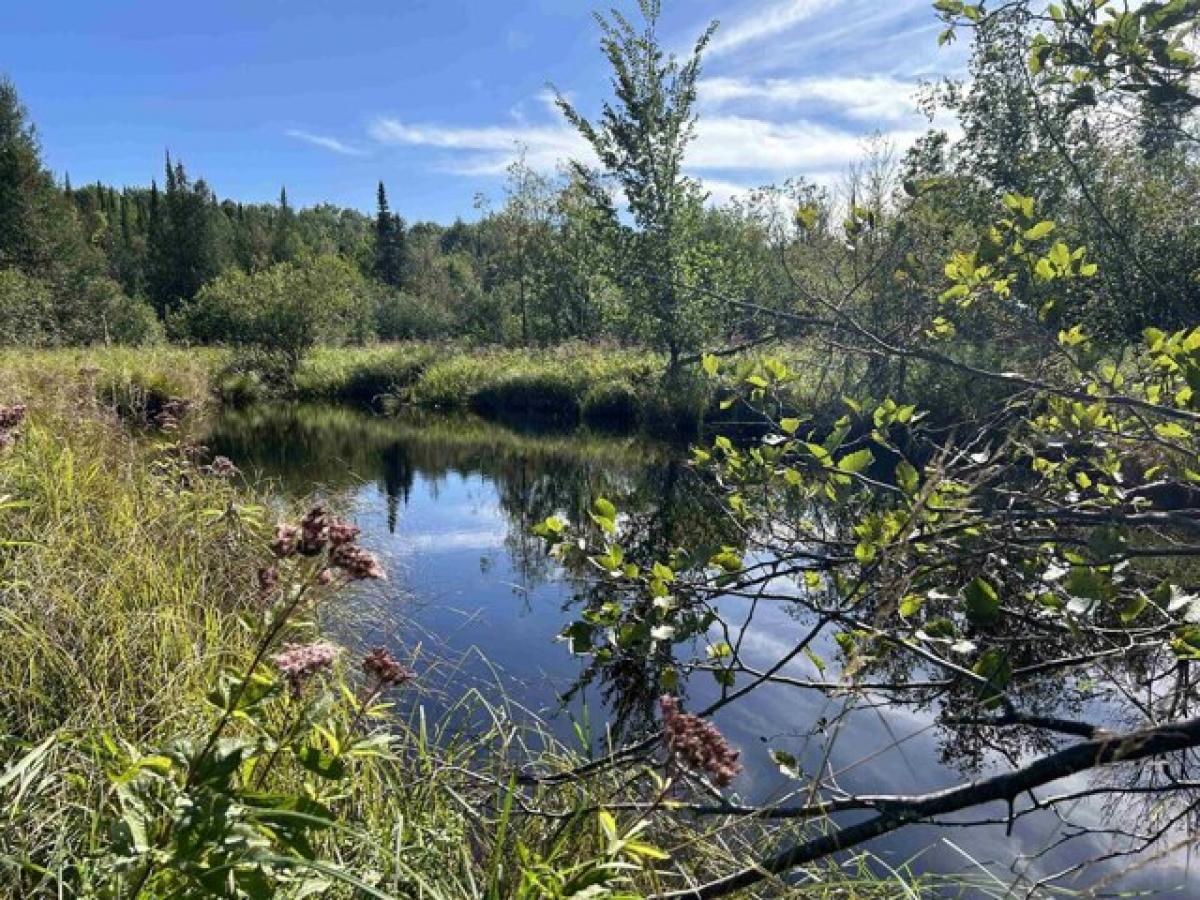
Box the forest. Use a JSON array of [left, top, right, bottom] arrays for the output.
[[1, 0, 1200, 897]]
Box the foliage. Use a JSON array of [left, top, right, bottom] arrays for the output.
[[555, 1, 722, 366], [175, 255, 372, 375]]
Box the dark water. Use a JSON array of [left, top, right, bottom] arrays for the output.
[[205, 403, 1196, 896]]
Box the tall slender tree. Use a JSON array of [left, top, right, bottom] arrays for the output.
[[374, 181, 406, 288], [555, 0, 717, 368]]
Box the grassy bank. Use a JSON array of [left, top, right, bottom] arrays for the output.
[[1, 340, 1010, 445], [283, 343, 1003, 434], [288, 343, 716, 433]]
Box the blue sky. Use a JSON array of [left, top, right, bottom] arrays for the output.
[[2, 0, 967, 222]]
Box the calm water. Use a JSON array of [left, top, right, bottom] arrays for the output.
[[204, 403, 1195, 896]]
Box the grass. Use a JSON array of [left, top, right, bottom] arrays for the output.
[[0, 352, 1002, 898], [295, 342, 706, 432]]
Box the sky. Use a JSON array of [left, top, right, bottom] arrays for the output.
[[1, 0, 969, 222]]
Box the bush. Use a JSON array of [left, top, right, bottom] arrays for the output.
[[0, 268, 54, 346], [173, 255, 373, 376], [0, 270, 159, 347], [376, 289, 457, 340], [61, 276, 162, 346]]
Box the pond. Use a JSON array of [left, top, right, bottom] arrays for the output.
[[204, 403, 1196, 896]]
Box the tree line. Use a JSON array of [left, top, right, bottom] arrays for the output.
[[1, 0, 1197, 396]]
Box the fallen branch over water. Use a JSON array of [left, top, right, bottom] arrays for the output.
[[655, 715, 1200, 898]]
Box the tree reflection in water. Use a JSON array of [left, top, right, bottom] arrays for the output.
[[202, 402, 1200, 893]]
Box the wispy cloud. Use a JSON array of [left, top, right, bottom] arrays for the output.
[[369, 116, 591, 175], [369, 107, 926, 184], [285, 129, 367, 157], [694, 115, 924, 172], [707, 0, 842, 58], [700, 75, 921, 123]]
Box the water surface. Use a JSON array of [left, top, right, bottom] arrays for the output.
[[205, 403, 1196, 896]]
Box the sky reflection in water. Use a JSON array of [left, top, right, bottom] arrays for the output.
[[205, 403, 1196, 895]]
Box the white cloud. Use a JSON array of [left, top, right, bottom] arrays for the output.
[[369, 116, 592, 175], [692, 115, 925, 172], [700, 75, 921, 122], [368, 107, 931, 184], [706, 0, 842, 58], [285, 129, 367, 157]]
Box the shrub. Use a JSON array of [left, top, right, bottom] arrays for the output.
[[376, 289, 457, 340], [0, 270, 158, 347], [60, 275, 162, 346], [0, 268, 54, 345], [174, 255, 373, 377]]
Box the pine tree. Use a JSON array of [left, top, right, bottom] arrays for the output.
[[147, 154, 226, 314], [0, 77, 55, 272], [270, 185, 301, 264], [374, 181, 406, 288]]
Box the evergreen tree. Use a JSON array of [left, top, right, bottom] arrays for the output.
[[0, 76, 55, 272], [147, 154, 226, 314], [374, 181, 406, 288], [270, 185, 301, 263]]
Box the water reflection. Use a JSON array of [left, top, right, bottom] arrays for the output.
[[203, 403, 1196, 894]]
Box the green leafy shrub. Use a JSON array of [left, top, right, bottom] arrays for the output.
[[0, 268, 54, 345], [173, 255, 372, 378]]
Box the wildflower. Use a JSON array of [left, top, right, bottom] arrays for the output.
[[327, 518, 361, 547], [316, 568, 334, 586], [205, 455, 239, 478], [330, 544, 386, 580], [0, 404, 27, 430], [257, 565, 279, 594], [298, 506, 329, 556], [362, 647, 414, 688], [272, 641, 339, 695], [660, 695, 742, 787], [271, 523, 300, 558], [152, 399, 187, 432]]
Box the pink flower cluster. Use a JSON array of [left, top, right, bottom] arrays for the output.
[[660, 696, 742, 787], [0, 405, 26, 430], [267, 506, 385, 583], [362, 646, 415, 688], [153, 398, 189, 432], [272, 640, 339, 694], [0, 404, 27, 451], [202, 455, 239, 478]]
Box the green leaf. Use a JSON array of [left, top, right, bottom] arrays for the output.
[[592, 497, 617, 520], [706, 641, 733, 660], [837, 448, 874, 475], [1063, 567, 1111, 612], [701, 354, 720, 377], [1023, 220, 1056, 240], [294, 745, 348, 781], [770, 749, 802, 779], [1120, 592, 1149, 624], [1155, 422, 1191, 441], [963, 577, 1001, 626], [895, 460, 920, 495], [972, 648, 1012, 709], [709, 548, 743, 573], [780, 417, 802, 435]]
